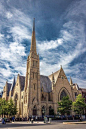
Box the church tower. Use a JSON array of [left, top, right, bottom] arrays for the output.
[[24, 19, 41, 117]]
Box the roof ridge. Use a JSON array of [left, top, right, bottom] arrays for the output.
[[48, 69, 60, 77], [7, 82, 12, 85], [40, 75, 48, 77], [19, 75, 25, 77]]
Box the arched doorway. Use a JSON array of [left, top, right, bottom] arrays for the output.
[[41, 106, 45, 117], [60, 90, 67, 100], [49, 106, 54, 115], [33, 105, 37, 116]]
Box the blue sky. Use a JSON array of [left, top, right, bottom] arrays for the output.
[[0, 0, 86, 91]]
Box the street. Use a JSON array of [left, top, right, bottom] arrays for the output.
[[0, 121, 86, 129]]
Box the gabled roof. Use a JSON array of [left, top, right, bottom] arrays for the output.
[[40, 75, 52, 93], [48, 70, 60, 83], [80, 88, 86, 92], [7, 83, 12, 96], [19, 75, 25, 91]]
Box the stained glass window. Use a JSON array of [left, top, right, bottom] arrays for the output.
[[60, 90, 67, 100]]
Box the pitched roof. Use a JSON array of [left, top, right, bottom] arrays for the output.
[[48, 70, 60, 83], [7, 83, 12, 96], [40, 75, 52, 92], [80, 88, 86, 92], [19, 75, 25, 91]]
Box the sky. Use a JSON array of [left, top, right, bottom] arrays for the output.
[[0, 0, 86, 91]]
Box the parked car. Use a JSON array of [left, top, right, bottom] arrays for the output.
[[6, 118, 10, 122], [67, 115, 73, 120], [74, 115, 80, 120]]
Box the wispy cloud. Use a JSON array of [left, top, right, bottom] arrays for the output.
[[37, 0, 86, 88], [37, 38, 63, 51], [0, 0, 86, 91], [0, 3, 32, 89]]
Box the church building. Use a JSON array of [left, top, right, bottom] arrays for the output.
[[2, 19, 82, 118]]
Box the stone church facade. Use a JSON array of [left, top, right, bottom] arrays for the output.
[[2, 19, 82, 118]]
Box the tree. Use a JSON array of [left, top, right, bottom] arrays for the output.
[[73, 94, 86, 117], [0, 98, 8, 117], [57, 96, 72, 115], [7, 99, 17, 117], [0, 98, 17, 118]]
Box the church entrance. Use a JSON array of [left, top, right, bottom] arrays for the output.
[[41, 106, 45, 117], [49, 106, 54, 115], [33, 105, 37, 116]]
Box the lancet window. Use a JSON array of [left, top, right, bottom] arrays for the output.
[[60, 90, 67, 100]]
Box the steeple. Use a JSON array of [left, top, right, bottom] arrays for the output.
[[70, 77, 73, 85], [52, 72, 55, 83], [30, 18, 37, 54]]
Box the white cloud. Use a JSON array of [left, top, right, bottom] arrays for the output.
[[38, 0, 86, 89], [0, 67, 12, 78], [70, 77, 86, 88], [37, 38, 63, 51], [0, 0, 86, 91], [0, 34, 4, 38], [10, 25, 31, 42], [6, 12, 13, 19], [9, 42, 26, 56]]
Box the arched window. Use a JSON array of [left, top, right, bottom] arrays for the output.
[[33, 105, 37, 116], [33, 84, 36, 90], [41, 106, 46, 116], [33, 72, 34, 78], [41, 94, 45, 101], [49, 106, 54, 115], [60, 90, 67, 100], [14, 93, 18, 106]]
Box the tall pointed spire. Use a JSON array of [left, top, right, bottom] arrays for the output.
[[30, 18, 37, 54], [70, 77, 73, 85], [33, 18, 35, 31]]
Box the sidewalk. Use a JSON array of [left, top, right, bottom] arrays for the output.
[[10, 120, 86, 125], [63, 121, 86, 124], [12, 121, 46, 124]]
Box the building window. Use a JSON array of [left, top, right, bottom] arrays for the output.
[[33, 72, 34, 78], [34, 84, 36, 90], [36, 61, 37, 66], [22, 96, 23, 99], [61, 76, 64, 79], [36, 73, 37, 79], [33, 60, 34, 66], [41, 94, 46, 101], [75, 92, 77, 98], [48, 93, 51, 101], [60, 90, 67, 100]]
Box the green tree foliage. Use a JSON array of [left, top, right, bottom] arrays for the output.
[[57, 96, 72, 115], [0, 98, 17, 118], [7, 99, 17, 117], [73, 94, 86, 116], [0, 98, 8, 117]]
